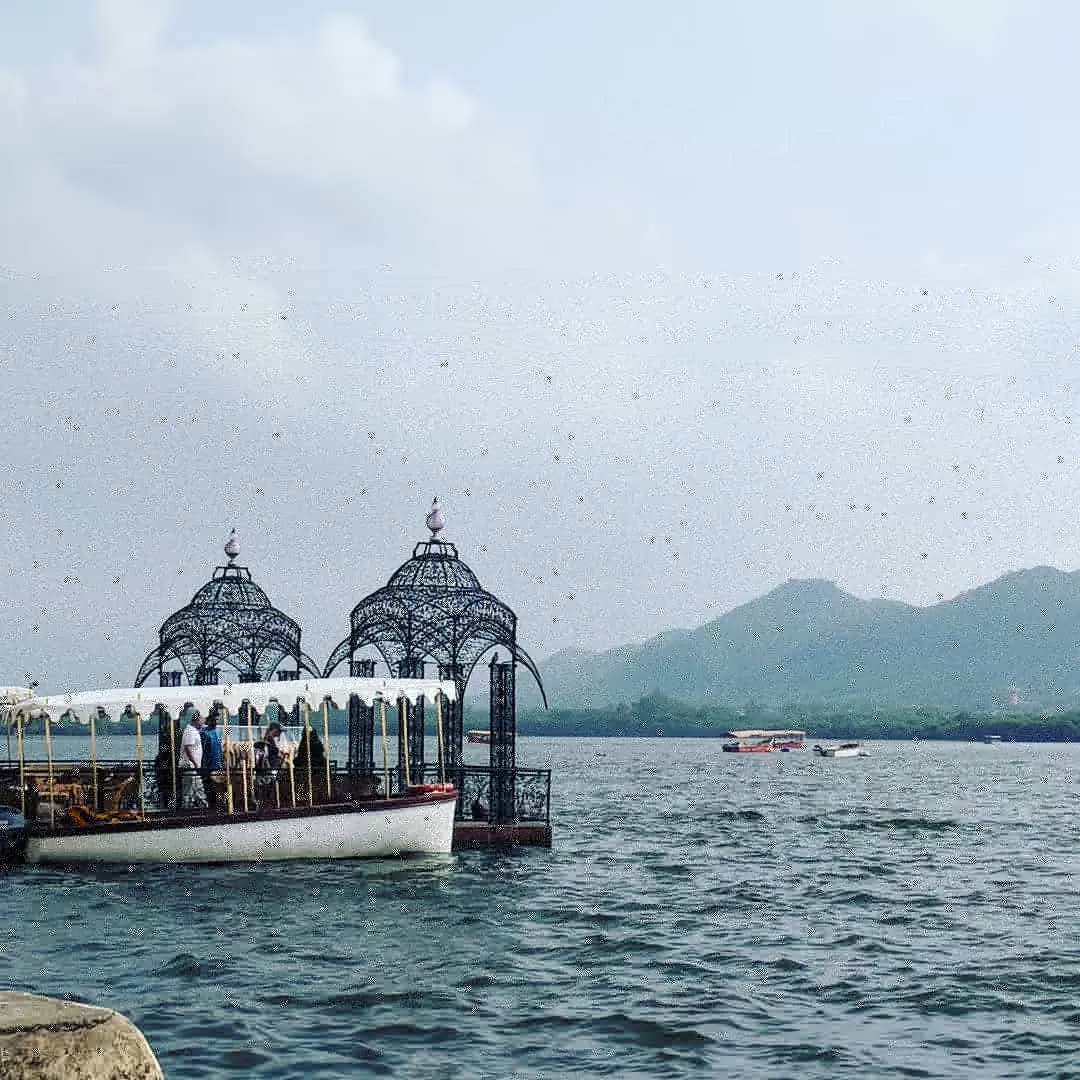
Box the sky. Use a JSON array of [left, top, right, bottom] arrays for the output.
[[3, 0, 1080, 691]]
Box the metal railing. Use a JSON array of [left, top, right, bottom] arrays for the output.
[[3, 760, 552, 827]]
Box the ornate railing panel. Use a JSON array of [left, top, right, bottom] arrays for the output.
[[421, 765, 551, 824]]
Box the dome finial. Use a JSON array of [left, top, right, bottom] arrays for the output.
[[425, 496, 445, 537], [225, 528, 240, 564]]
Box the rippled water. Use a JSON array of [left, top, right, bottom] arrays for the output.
[[3, 737, 1080, 1079]]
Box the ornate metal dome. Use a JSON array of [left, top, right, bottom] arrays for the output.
[[323, 501, 546, 704], [384, 543, 483, 592], [134, 530, 321, 687]]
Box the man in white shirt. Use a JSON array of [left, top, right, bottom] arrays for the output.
[[177, 710, 207, 808]]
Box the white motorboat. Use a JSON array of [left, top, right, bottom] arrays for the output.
[[5, 675, 459, 865], [812, 741, 867, 758], [24, 792, 457, 865]]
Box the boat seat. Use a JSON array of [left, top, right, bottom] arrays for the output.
[[102, 774, 139, 812], [66, 805, 143, 827]]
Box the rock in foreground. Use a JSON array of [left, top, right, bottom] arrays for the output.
[[0, 992, 163, 1079]]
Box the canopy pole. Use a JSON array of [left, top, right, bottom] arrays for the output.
[[321, 699, 332, 803], [169, 710, 178, 810], [399, 696, 410, 789], [245, 701, 256, 811], [5, 707, 10, 765], [304, 702, 313, 808], [435, 693, 445, 785], [289, 753, 296, 809], [44, 713, 55, 828], [379, 698, 389, 799], [89, 711, 99, 810], [222, 710, 233, 815], [16, 715, 25, 817], [135, 712, 145, 818], [245, 701, 255, 763]]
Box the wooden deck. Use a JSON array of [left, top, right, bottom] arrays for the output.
[[452, 821, 551, 850]]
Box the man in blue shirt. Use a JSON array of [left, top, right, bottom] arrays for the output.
[[200, 712, 225, 809]]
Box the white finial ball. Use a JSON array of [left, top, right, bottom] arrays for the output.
[[425, 498, 445, 536], [225, 528, 241, 561]]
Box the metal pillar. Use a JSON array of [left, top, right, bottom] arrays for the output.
[[396, 658, 425, 792], [438, 662, 464, 773], [348, 659, 376, 775], [489, 654, 516, 825]]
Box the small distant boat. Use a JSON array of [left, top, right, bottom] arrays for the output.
[[983, 735, 1002, 744], [813, 742, 866, 758], [466, 729, 491, 745], [722, 729, 805, 753]]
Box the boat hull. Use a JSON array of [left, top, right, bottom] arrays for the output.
[[722, 743, 773, 752], [24, 793, 457, 865], [813, 744, 864, 758]]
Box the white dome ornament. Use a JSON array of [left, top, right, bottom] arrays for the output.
[[425, 498, 445, 538], [224, 529, 241, 564]]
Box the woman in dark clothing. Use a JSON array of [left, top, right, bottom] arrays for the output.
[[262, 721, 284, 771]]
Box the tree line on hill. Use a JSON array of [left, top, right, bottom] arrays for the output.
[[33, 691, 1080, 741], [514, 692, 1080, 742]]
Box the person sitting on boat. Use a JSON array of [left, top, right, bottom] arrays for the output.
[[177, 710, 207, 809]]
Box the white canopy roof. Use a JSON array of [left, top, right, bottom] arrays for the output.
[[0, 687, 34, 703], [13, 675, 456, 724]]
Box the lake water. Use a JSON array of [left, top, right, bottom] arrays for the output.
[[2, 737, 1079, 1079]]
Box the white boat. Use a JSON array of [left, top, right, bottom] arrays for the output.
[[812, 741, 866, 758], [24, 793, 456, 865], [6, 675, 459, 865]]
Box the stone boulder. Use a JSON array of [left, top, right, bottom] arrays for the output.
[[0, 992, 163, 1079]]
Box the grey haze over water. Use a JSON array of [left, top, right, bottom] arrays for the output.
[[6, 3, 1080, 693]]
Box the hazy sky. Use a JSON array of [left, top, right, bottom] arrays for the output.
[[3, 0, 1080, 690]]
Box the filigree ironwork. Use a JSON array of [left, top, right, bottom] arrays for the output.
[[134, 536, 321, 687], [423, 765, 550, 824], [322, 537, 546, 703], [324, 508, 548, 823]]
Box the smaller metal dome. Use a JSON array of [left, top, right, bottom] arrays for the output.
[[385, 539, 482, 592], [133, 533, 320, 687], [185, 566, 274, 609]]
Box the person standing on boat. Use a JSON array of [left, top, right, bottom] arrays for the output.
[[177, 710, 207, 809], [202, 713, 224, 771], [262, 721, 284, 772], [200, 712, 225, 809]]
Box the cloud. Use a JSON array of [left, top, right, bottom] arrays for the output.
[[830, 0, 1014, 52], [2, 0, 1080, 693]]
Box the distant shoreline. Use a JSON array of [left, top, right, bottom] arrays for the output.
[[34, 730, 1075, 743], [22, 692, 1080, 743]]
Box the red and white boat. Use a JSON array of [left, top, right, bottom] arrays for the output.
[[721, 729, 806, 753]]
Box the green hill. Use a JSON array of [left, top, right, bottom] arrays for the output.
[[522, 567, 1080, 712]]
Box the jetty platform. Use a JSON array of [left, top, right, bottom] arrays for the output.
[[453, 820, 552, 850]]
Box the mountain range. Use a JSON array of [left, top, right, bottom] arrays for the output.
[[521, 567, 1080, 713]]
